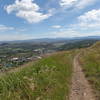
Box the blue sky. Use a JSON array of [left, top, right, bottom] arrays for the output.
[[0, 0, 100, 40]]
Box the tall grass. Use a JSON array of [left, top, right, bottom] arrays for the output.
[[80, 42, 100, 99], [0, 51, 75, 100]]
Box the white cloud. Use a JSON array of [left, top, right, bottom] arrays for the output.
[[52, 25, 61, 29], [78, 9, 100, 28], [62, 9, 100, 37], [60, 0, 97, 9], [60, 0, 77, 7], [0, 25, 14, 31], [76, 0, 96, 9], [5, 0, 52, 23], [52, 9, 100, 38]]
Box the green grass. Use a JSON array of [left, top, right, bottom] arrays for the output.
[[0, 51, 75, 100], [80, 42, 100, 99]]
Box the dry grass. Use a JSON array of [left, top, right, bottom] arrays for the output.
[[79, 42, 100, 99], [0, 51, 76, 100]]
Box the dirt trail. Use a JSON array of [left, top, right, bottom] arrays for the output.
[[69, 54, 95, 100]]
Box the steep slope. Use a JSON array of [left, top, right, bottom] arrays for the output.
[[0, 51, 75, 100], [79, 42, 100, 99]]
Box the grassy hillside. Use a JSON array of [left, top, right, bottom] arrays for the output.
[[0, 51, 75, 100], [80, 42, 100, 99]]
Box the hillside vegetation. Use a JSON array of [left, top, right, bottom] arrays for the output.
[[0, 51, 76, 100], [80, 42, 100, 99]]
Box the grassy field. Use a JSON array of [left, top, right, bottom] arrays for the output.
[[0, 51, 75, 100], [80, 42, 100, 99]]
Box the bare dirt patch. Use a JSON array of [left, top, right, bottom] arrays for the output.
[[69, 54, 96, 100]]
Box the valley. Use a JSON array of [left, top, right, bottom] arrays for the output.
[[0, 38, 97, 72]]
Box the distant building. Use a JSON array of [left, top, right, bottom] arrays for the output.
[[36, 56, 42, 59], [11, 57, 19, 61], [33, 48, 45, 55]]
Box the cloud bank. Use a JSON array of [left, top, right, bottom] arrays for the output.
[[60, 0, 97, 9], [78, 9, 100, 28], [0, 25, 14, 31]]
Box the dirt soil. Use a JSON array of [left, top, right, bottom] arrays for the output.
[[69, 54, 96, 100]]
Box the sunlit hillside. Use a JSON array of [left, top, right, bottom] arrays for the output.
[[0, 51, 76, 100], [80, 42, 100, 99]]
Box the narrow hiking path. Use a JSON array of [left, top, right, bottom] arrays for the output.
[[69, 54, 96, 100]]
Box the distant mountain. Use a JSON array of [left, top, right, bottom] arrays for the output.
[[0, 36, 100, 43], [73, 36, 100, 40]]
